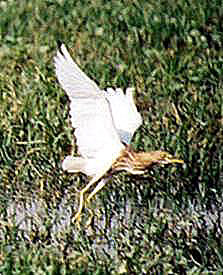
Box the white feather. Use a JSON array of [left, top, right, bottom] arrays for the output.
[[54, 44, 124, 180], [54, 44, 100, 98], [104, 87, 142, 144]]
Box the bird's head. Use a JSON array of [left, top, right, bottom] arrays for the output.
[[135, 150, 184, 167], [156, 151, 184, 164]]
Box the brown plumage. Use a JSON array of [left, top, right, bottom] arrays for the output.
[[112, 147, 184, 174]]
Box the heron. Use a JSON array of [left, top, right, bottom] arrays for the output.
[[54, 44, 183, 223]]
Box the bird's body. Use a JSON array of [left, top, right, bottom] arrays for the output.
[[54, 44, 183, 223]]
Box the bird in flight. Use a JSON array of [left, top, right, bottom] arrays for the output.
[[54, 44, 184, 223]]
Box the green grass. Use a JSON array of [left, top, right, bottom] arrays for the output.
[[0, 0, 223, 273]]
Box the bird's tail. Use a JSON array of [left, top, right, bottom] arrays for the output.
[[62, 156, 88, 174]]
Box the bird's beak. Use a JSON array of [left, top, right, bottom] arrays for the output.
[[168, 157, 184, 164], [159, 156, 184, 165]]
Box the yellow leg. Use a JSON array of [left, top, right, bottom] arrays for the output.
[[72, 178, 98, 223], [85, 179, 107, 227], [86, 208, 94, 227], [86, 179, 107, 205]]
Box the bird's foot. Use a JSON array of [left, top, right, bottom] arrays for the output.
[[72, 207, 95, 228], [86, 209, 94, 227], [72, 211, 82, 225]]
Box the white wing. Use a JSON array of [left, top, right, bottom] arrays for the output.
[[104, 87, 142, 144], [54, 44, 100, 98], [54, 44, 124, 163]]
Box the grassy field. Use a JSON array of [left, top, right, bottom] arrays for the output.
[[0, 0, 223, 273]]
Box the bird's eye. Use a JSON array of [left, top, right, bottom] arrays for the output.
[[163, 152, 171, 159]]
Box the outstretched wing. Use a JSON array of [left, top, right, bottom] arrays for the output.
[[54, 44, 100, 98], [104, 88, 142, 144], [54, 44, 124, 160]]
